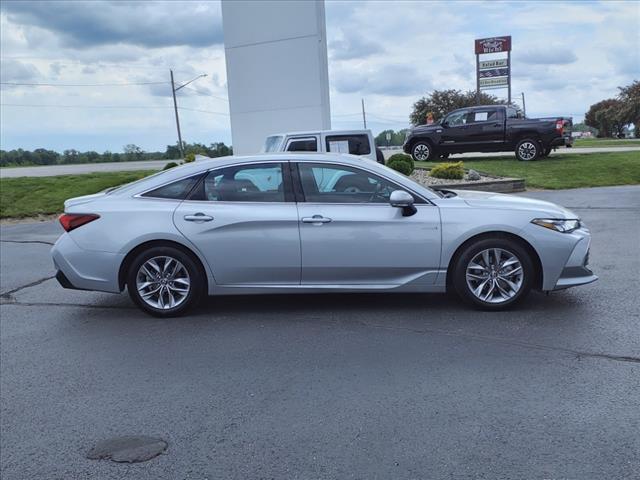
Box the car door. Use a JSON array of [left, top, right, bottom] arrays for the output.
[[464, 108, 504, 146], [293, 161, 441, 286], [173, 161, 301, 285], [440, 109, 471, 151]]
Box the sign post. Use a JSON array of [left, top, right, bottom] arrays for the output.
[[475, 36, 512, 104]]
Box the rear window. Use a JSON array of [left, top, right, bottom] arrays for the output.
[[325, 134, 371, 155], [141, 175, 202, 200]]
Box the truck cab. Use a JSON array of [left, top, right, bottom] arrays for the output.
[[263, 129, 385, 164]]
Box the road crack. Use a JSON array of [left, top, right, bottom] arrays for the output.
[[0, 275, 56, 300], [0, 239, 55, 246], [352, 320, 640, 365]]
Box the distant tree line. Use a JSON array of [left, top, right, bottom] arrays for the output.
[[585, 80, 639, 138], [374, 129, 410, 147], [0, 141, 233, 167]]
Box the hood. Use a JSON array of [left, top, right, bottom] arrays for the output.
[[411, 124, 441, 134], [449, 189, 578, 218], [64, 191, 106, 209]]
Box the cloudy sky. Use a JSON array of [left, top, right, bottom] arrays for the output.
[[1, 0, 638, 153]]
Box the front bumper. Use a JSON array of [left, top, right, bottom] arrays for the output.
[[550, 228, 597, 290]]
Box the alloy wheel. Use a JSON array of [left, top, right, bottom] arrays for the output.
[[465, 248, 524, 304], [413, 143, 430, 161], [518, 141, 537, 161], [136, 256, 191, 310]]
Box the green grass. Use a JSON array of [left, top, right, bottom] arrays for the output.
[[417, 151, 640, 190], [0, 170, 156, 218], [572, 137, 640, 148]]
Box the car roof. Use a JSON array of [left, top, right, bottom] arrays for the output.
[[267, 129, 371, 137]]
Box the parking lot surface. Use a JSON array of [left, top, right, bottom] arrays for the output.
[[1, 186, 639, 479]]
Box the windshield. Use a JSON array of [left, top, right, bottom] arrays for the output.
[[263, 135, 284, 153]]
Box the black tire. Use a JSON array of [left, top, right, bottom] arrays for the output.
[[375, 147, 385, 164], [127, 245, 204, 317], [515, 138, 541, 161], [452, 237, 534, 310], [411, 141, 434, 162]]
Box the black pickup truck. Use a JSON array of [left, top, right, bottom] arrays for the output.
[[403, 105, 572, 161]]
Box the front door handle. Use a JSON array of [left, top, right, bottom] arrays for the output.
[[302, 215, 332, 224], [184, 213, 213, 222]]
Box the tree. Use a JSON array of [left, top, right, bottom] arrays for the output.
[[410, 89, 505, 125], [123, 144, 144, 161], [617, 80, 640, 138], [374, 129, 409, 147], [585, 99, 620, 138]]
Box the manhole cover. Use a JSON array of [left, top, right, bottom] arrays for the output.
[[86, 435, 167, 463]]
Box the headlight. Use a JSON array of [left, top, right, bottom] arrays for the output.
[[532, 218, 581, 233]]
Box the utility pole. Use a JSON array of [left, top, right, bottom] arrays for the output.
[[361, 98, 367, 129], [170, 70, 207, 159], [170, 70, 184, 159], [521, 92, 526, 117]]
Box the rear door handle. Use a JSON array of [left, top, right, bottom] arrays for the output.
[[302, 215, 332, 224], [184, 213, 213, 222]]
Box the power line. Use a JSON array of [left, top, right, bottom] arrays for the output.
[[1, 103, 172, 109], [178, 106, 229, 116], [0, 81, 169, 87]]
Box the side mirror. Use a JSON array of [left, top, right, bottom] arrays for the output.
[[389, 190, 417, 217]]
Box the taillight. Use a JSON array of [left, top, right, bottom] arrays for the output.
[[555, 120, 564, 134], [59, 213, 100, 232]]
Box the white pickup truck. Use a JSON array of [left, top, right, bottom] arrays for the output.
[[262, 129, 385, 164]]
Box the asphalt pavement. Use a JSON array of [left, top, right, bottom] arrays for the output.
[[1, 146, 639, 178], [1, 186, 639, 479]]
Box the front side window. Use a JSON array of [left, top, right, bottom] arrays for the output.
[[325, 135, 371, 155], [141, 174, 202, 200], [196, 163, 286, 202], [286, 137, 318, 152], [298, 163, 400, 204], [446, 110, 469, 127]]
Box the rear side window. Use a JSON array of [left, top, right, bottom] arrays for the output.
[[325, 135, 371, 155], [286, 137, 318, 152], [467, 109, 499, 123], [141, 175, 201, 200], [506, 107, 519, 119], [190, 163, 287, 202]]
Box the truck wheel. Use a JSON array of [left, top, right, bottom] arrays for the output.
[[515, 139, 540, 161], [411, 141, 434, 162]]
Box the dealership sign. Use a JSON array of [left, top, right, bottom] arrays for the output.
[[475, 35, 512, 102], [475, 36, 512, 54], [479, 77, 509, 88]]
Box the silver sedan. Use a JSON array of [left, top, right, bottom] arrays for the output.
[[51, 153, 597, 317]]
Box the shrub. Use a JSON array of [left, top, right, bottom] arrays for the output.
[[387, 153, 414, 170], [184, 152, 196, 163], [163, 161, 179, 170], [429, 161, 464, 180], [387, 159, 413, 175]]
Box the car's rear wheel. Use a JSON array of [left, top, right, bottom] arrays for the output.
[[411, 141, 434, 162], [515, 138, 540, 161], [452, 237, 534, 310], [127, 246, 204, 317]]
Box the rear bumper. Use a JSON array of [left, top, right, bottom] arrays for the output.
[[51, 233, 123, 293], [550, 135, 573, 148]]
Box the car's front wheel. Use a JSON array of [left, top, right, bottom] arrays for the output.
[[452, 237, 534, 310], [127, 246, 204, 317], [411, 141, 434, 162]]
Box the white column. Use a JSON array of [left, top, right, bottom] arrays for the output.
[[221, 0, 331, 155]]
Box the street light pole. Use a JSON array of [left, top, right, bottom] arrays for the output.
[[170, 70, 184, 159], [521, 92, 526, 117], [170, 71, 208, 159]]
